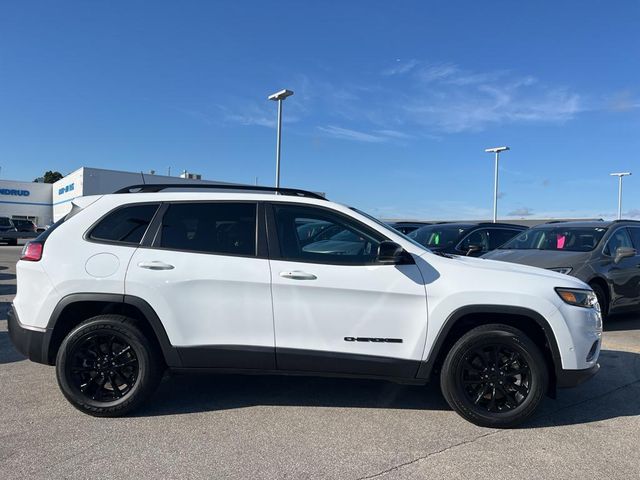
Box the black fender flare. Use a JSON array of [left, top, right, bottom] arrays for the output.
[[416, 305, 561, 380], [44, 293, 181, 367]]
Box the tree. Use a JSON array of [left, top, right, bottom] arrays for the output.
[[34, 171, 64, 183]]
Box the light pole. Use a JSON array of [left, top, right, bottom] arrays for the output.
[[610, 172, 632, 220], [268, 89, 294, 189], [485, 146, 510, 223]]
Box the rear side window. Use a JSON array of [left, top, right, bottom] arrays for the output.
[[158, 202, 257, 256], [89, 204, 160, 245]]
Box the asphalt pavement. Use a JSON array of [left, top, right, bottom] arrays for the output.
[[1, 242, 639, 479]]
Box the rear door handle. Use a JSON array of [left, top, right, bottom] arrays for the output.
[[138, 261, 175, 271], [279, 271, 317, 280]]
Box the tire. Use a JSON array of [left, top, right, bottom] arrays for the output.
[[590, 283, 609, 320], [440, 324, 548, 428], [56, 314, 163, 417], [8, 238, 17, 246]]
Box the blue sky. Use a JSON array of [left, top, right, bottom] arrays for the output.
[[1, 1, 639, 220]]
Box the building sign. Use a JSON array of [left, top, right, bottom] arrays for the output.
[[58, 183, 75, 195], [0, 189, 30, 197]]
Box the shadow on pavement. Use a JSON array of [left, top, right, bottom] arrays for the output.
[[604, 313, 640, 332], [137, 373, 449, 417], [0, 331, 25, 364], [136, 348, 640, 424]]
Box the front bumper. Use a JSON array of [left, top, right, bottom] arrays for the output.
[[7, 304, 49, 364], [556, 363, 600, 388]]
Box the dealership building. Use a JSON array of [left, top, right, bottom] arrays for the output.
[[0, 167, 217, 227]]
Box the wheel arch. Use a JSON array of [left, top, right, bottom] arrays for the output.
[[587, 276, 610, 313], [417, 305, 561, 393], [44, 293, 181, 367]]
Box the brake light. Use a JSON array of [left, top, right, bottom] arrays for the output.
[[20, 241, 43, 261]]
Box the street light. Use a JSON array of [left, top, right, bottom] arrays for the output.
[[485, 146, 510, 223], [268, 89, 294, 189], [610, 172, 632, 220]]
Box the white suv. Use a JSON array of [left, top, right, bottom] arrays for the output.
[[8, 184, 602, 427]]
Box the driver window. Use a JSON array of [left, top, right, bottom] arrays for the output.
[[604, 228, 633, 256], [459, 229, 489, 252], [273, 204, 385, 264]]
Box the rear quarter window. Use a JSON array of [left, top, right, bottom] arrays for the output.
[[88, 203, 160, 245]]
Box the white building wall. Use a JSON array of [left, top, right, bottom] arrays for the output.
[[0, 180, 53, 227], [52, 167, 232, 221]]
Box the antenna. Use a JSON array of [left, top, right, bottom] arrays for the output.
[[140, 171, 146, 185]]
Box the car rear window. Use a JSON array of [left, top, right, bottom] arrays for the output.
[[89, 203, 160, 245]]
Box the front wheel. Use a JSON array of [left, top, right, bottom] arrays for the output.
[[440, 324, 548, 428], [56, 315, 163, 416]]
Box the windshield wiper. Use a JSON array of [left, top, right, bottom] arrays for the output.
[[431, 250, 456, 259]]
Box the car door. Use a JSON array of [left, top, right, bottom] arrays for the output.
[[602, 227, 640, 311], [623, 226, 640, 307], [267, 202, 428, 379], [125, 201, 275, 369]]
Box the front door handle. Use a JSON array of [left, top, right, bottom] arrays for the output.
[[279, 271, 317, 280], [138, 261, 175, 271]]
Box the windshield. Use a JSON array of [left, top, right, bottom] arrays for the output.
[[0, 217, 12, 227], [500, 227, 608, 252], [408, 225, 471, 249], [350, 208, 429, 251]]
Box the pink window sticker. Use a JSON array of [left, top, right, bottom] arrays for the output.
[[557, 235, 566, 249]]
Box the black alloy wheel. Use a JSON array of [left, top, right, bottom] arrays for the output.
[[440, 324, 548, 428], [56, 315, 163, 416], [66, 333, 139, 402], [459, 344, 531, 413]]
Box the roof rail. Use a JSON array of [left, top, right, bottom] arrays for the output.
[[612, 219, 640, 224], [114, 183, 327, 200]]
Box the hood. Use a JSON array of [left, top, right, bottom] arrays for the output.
[[482, 249, 591, 270], [423, 250, 587, 286]]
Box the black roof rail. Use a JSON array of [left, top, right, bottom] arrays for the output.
[[114, 183, 327, 200], [612, 219, 640, 224], [476, 222, 527, 227]]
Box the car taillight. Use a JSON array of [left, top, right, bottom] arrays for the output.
[[20, 241, 43, 261]]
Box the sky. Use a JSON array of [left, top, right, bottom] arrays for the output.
[[0, 0, 639, 220]]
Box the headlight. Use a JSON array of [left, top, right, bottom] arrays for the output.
[[549, 267, 572, 275], [555, 288, 599, 310]]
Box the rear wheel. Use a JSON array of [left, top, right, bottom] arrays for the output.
[[56, 315, 163, 416], [440, 324, 548, 428], [8, 238, 17, 246]]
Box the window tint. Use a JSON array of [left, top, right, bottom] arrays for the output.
[[458, 229, 489, 252], [273, 204, 385, 264], [90, 204, 159, 244], [0, 217, 12, 227], [604, 228, 634, 256], [159, 203, 256, 256], [501, 227, 607, 252], [488, 229, 523, 250], [629, 227, 640, 250]]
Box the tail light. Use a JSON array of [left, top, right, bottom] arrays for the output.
[[20, 241, 43, 261]]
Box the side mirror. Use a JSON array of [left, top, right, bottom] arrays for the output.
[[466, 244, 483, 256], [614, 247, 636, 264], [377, 241, 404, 264]]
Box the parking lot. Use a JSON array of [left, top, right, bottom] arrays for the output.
[[1, 242, 639, 479]]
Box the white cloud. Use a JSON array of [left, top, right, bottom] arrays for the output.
[[382, 59, 420, 76], [317, 125, 388, 143], [507, 207, 535, 217]]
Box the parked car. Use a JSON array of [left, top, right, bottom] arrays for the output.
[[8, 184, 601, 428], [408, 222, 527, 256], [12, 219, 37, 233], [0, 216, 18, 245], [388, 221, 432, 235], [483, 220, 640, 319]]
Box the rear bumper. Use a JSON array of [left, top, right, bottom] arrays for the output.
[[556, 363, 600, 388], [7, 305, 49, 364]]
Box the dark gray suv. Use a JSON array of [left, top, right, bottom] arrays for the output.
[[483, 220, 640, 318]]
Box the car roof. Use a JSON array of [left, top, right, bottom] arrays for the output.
[[532, 220, 620, 229]]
